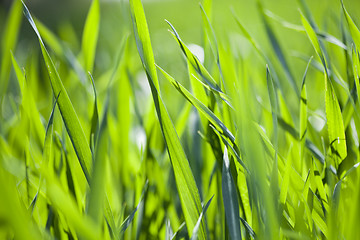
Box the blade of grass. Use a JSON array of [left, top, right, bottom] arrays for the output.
[[166, 21, 232, 107], [119, 180, 149, 235], [157, 65, 236, 145], [222, 147, 241, 240], [301, 11, 347, 165], [191, 195, 214, 240], [35, 18, 88, 86], [89, 73, 99, 155], [129, 0, 206, 238], [23, 2, 92, 182]]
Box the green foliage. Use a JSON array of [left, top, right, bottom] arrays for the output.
[[1, 0, 360, 239]]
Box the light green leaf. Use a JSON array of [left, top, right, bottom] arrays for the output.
[[82, 0, 100, 72], [301, 11, 347, 164], [300, 12, 326, 71], [325, 73, 347, 163]]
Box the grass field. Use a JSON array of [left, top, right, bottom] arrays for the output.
[[1, 0, 360, 239]]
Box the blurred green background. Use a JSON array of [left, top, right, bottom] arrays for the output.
[[1, 0, 360, 120]]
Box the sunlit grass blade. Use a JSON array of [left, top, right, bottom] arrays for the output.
[[0, 0, 22, 99], [166, 20, 217, 87], [129, 0, 206, 238], [301, 11, 347, 165], [82, 0, 100, 72], [35, 18, 88, 86], [166, 20, 233, 107], [23, 3, 92, 182], [222, 147, 241, 240], [300, 12, 326, 71], [240, 217, 256, 239], [43, 92, 60, 180], [209, 124, 248, 172], [190, 195, 214, 240]]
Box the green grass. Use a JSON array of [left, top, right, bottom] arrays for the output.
[[1, 0, 360, 239]]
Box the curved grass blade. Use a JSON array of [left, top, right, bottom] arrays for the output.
[[166, 20, 217, 88], [43, 92, 60, 176], [129, 0, 206, 238], [166, 20, 232, 107], [89, 73, 99, 155], [190, 195, 214, 240], [28, 93, 59, 215], [239, 217, 256, 239], [209, 124, 248, 172], [222, 147, 241, 240], [157, 65, 236, 145], [191, 73, 233, 109], [23, 3, 92, 182], [35, 18, 88, 86], [119, 180, 149, 235], [171, 222, 187, 240], [300, 12, 327, 72], [82, 0, 100, 72]]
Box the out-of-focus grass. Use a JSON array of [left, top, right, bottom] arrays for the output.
[[1, 0, 360, 239]]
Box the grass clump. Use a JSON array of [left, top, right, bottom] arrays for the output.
[[1, 0, 360, 239]]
